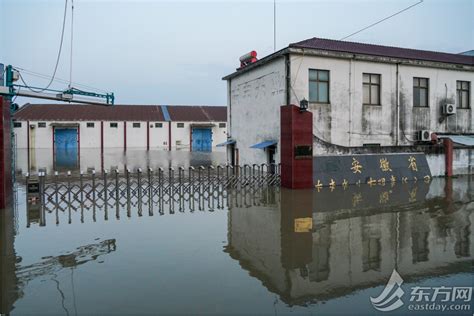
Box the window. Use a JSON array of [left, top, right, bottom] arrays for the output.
[[86, 122, 95, 128], [457, 81, 470, 109], [177, 123, 184, 128], [38, 122, 47, 128], [309, 69, 329, 103], [155, 122, 163, 128], [110, 122, 118, 128], [133, 123, 141, 128], [219, 123, 226, 128], [363, 73, 381, 105], [13, 122, 22, 128], [413, 78, 429, 107]]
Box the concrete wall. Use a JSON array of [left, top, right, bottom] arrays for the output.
[[289, 54, 474, 147], [427, 148, 474, 176], [13, 120, 227, 150], [227, 56, 286, 165], [227, 53, 473, 175]]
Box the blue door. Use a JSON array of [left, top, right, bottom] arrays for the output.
[[54, 128, 79, 169], [192, 128, 212, 152]]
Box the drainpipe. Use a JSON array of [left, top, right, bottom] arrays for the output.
[[396, 63, 400, 146], [285, 54, 291, 105], [349, 57, 353, 147]]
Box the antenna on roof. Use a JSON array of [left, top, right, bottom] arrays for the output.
[[273, 0, 276, 52]]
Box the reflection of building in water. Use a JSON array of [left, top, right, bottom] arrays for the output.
[[0, 204, 116, 315], [226, 178, 473, 305]]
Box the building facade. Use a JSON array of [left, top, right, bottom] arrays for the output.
[[12, 104, 227, 151], [223, 37, 474, 169]]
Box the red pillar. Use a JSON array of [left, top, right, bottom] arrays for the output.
[[280, 104, 313, 189], [444, 138, 453, 177], [0, 96, 12, 209]]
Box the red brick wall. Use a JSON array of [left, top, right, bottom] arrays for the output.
[[0, 96, 12, 209], [280, 105, 313, 189]]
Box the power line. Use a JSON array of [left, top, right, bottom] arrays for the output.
[[340, 0, 423, 40], [13, 66, 109, 93], [23, 0, 69, 92]]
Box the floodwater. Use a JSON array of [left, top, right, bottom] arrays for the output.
[[1, 150, 473, 315]]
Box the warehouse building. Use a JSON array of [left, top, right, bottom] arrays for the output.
[[12, 103, 227, 152], [223, 37, 474, 173]]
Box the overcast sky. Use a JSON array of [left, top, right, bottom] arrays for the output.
[[1, 0, 472, 106]]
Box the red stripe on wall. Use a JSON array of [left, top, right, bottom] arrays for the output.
[[27, 120, 30, 171], [147, 121, 150, 151], [124, 121, 127, 152], [168, 122, 172, 151], [101, 121, 104, 154]]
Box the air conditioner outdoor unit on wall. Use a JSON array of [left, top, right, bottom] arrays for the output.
[[443, 103, 456, 115], [417, 130, 432, 142]]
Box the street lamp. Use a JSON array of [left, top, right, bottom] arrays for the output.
[[299, 98, 308, 112]]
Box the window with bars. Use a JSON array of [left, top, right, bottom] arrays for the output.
[[133, 123, 141, 128], [13, 122, 22, 128], [219, 123, 226, 128], [413, 77, 429, 107], [38, 122, 47, 128], [110, 122, 118, 128], [363, 73, 381, 105], [457, 81, 470, 109], [155, 122, 163, 128], [177, 123, 184, 128], [86, 122, 95, 128], [309, 69, 330, 103]]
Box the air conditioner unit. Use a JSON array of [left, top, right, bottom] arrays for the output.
[[443, 103, 456, 115], [417, 130, 432, 142]]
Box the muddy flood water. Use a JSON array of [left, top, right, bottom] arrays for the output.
[[1, 150, 473, 315]]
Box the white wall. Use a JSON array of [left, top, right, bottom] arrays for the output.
[[80, 121, 101, 148], [103, 121, 124, 148], [125, 121, 147, 148], [228, 56, 286, 164], [149, 122, 169, 149], [227, 53, 473, 169]]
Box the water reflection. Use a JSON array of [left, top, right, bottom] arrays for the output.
[[16, 148, 226, 175], [226, 178, 473, 306], [1, 176, 473, 314]]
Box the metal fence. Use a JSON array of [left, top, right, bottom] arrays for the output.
[[24, 164, 280, 225]]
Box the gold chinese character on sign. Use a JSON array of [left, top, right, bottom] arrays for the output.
[[351, 157, 363, 174], [315, 180, 323, 192], [342, 179, 349, 190], [408, 156, 418, 171], [424, 175, 431, 183], [329, 179, 336, 191], [367, 177, 377, 187], [379, 158, 392, 172]]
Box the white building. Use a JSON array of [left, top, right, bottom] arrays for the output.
[[223, 37, 474, 168], [12, 103, 227, 152]]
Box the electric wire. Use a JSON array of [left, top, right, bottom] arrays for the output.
[[13, 66, 109, 93], [340, 0, 424, 40], [20, 0, 69, 93]]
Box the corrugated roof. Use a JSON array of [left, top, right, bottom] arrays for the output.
[[290, 37, 474, 66], [442, 135, 474, 146], [13, 104, 226, 122], [167, 105, 227, 122]]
